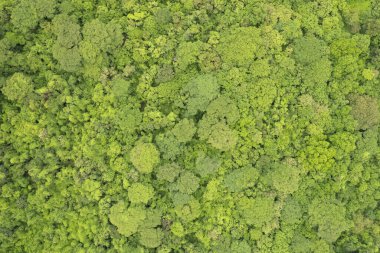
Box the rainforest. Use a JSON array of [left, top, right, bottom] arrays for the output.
[[0, 0, 379, 252]]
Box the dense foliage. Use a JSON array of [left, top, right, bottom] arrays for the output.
[[1, 0, 380, 252]]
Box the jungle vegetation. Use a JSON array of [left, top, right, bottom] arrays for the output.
[[0, 0, 380, 252]]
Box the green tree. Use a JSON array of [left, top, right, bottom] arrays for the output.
[[270, 161, 300, 195], [51, 14, 82, 72], [293, 35, 332, 102], [139, 209, 162, 230], [198, 121, 238, 151], [1, 0, 380, 252], [205, 95, 240, 125], [11, 0, 56, 32], [238, 196, 276, 227], [172, 119, 196, 143], [128, 183, 154, 204], [209, 122, 238, 151], [175, 41, 203, 71], [176, 172, 200, 194], [130, 142, 160, 173], [82, 179, 102, 200], [82, 19, 122, 52], [171, 193, 202, 223], [224, 166, 259, 192], [350, 95, 380, 130], [180, 74, 220, 116], [292, 35, 329, 65], [52, 14, 81, 49], [171, 221, 185, 237], [52, 45, 82, 72], [195, 155, 221, 178], [139, 228, 163, 248], [231, 241, 251, 253], [155, 133, 181, 160], [197, 95, 240, 151], [156, 163, 180, 182], [109, 202, 146, 236], [155, 65, 175, 84], [198, 48, 222, 72], [111, 76, 131, 98], [2, 73, 33, 103], [217, 27, 261, 66], [281, 198, 303, 227], [308, 198, 351, 242]]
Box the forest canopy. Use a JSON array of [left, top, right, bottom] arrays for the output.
[[0, 0, 380, 252]]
